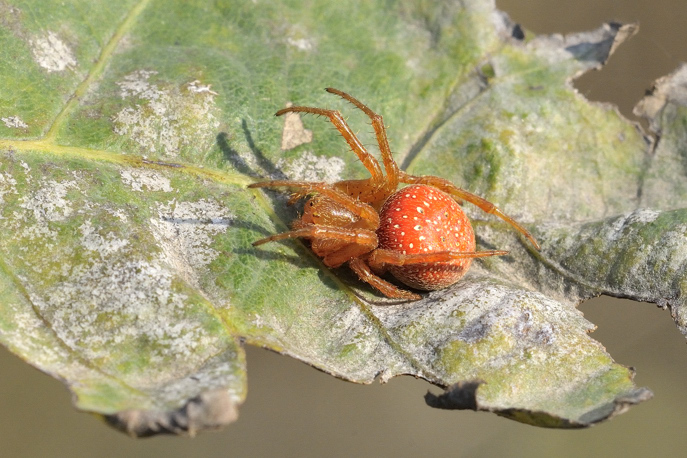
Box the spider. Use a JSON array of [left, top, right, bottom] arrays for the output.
[[249, 88, 540, 300]]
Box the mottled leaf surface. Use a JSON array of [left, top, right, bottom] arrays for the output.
[[2, 0, 680, 435]]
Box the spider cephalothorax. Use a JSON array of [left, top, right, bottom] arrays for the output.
[[249, 88, 540, 300]]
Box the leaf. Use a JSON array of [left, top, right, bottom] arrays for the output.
[[2, 0, 676, 435]]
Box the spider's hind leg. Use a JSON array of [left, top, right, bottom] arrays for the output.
[[248, 180, 379, 224], [366, 248, 509, 269], [399, 172, 541, 250]]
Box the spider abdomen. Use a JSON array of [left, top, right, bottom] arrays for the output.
[[377, 184, 476, 290]]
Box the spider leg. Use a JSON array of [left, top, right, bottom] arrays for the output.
[[253, 224, 377, 268], [248, 180, 379, 225], [399, 172, 541, 250], [286, 179, 380, 206], [321, 242, 378, 268], [325, 88, 400, 192], [366, 248, 508, 270], [252, 223, 375, 247], [349, 258, 421, 300], [276, 105, 384, 183]]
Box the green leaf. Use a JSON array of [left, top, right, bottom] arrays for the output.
[[5, 0, 680, 435]]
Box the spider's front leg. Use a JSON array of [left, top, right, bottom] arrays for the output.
[[275, 104, 385, 186], [248, 180, 379, 226], [253, 224, 377, 266], [399, 172, 541, 250], [325, 88, 400, 193], [252, 224, 375, 247]]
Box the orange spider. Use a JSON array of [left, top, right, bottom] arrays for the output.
[[249, 88, 540, 300]]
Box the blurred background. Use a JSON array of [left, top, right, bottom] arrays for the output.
[[2, 0, 687, 456]]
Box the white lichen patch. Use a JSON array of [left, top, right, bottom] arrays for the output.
[[627, 208, 660, 225], [277, 151, 345, 183], [19, 179, 77, 223], [20, 161, 31, 179], [187, 80, 218, 95], [112, 70, 220, 157], [120, 168, 173, 192], [329, 306, 377, 356], [153, 358, 242, 405], [618, 221, 687, 285], [280, 102, 313, 150], [12, 178, 79, 246], [373, 278, 592, 380], [35, 257, 225, 384], [150, 198, 234, 283], [110, 208, 129, 222], [656, 225, 687, 270], [30, 31, 77, 73], [1, 302, 76, 370], [284, 24, 316, 51], [248, 303, 407, 382], [1, 116, 28, 129], [79, 220, 129, 257], [116, 69, 158, 98], [286, 37, 315, 51], [607, 208, 662, 242], [0, 171, 18, 206]]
